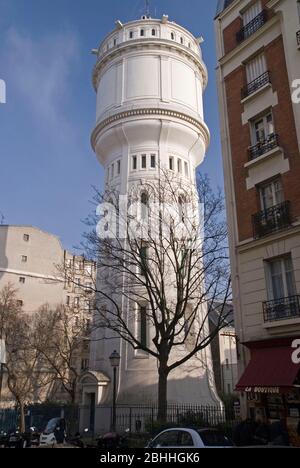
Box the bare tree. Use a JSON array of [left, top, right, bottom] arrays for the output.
[[32, 304, 90, 405], [0, 284, 51, 431], [81, 170, 231, 421]]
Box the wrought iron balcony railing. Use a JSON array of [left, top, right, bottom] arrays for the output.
[[252, 201, 291, 239], [297, 30, 300, 47], [263, 295, 300, 322], [248, 133, 279, 161], [242, 71, 271, 99], [236, 10, 268, 43]]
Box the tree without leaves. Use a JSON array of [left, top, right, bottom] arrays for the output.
[[0, 284, 52, 432], [32, 304, 91, 405], [81, 170, 231, 421]]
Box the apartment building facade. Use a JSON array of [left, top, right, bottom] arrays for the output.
[[215, 0, 300, 441], [0, 225, 96, 404]]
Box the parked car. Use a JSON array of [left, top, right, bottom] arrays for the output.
[[146, 428, 234, 449], [40, 417, 66, 446]]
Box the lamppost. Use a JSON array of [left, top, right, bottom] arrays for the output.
[[109, 350, 120, 432]]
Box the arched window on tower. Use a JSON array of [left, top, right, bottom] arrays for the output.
[[140, 29, 145, 37], [139, 304, 148, 347], [180, 37, 184, 45], [129, 31, 133, 39], [152, 29, 156, 36], [141, 192, 149, 221], [178, 195, 186, 224], [171, 32, 175, 40]]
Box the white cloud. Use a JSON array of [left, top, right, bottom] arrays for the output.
[[2, 27, 79, 135]]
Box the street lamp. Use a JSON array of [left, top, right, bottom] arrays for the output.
[[109, 350, 120, 432]]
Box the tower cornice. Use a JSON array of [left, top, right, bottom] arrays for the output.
[[91, 107, 210, 152]]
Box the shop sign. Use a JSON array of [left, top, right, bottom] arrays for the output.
[[244, 386, 280, 394]]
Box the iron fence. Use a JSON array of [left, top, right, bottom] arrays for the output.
[[236, 10, 267, 43], [242, 71, 271, 99], [101, 403, 237, 435], [252, 201, 291, 239], [263, 295, 300, 322]]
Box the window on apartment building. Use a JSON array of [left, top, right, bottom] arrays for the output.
[[139, 305, 148, 347], [246, 53, 267, 84], [23, 234, 29, 242], [265, 255, 296, 301], [17, 300, 23, 307], [242, 0, 262, 27], [113, 38, 117, 46], [150, 154, 156, 169], [251, 111, 274, 145], [111, 163, 114, 179], [258, 178, 284, 211], [226, 358, 229, 369], [117, 160, 121, 175], [19, 277, 25, 284], [107, 166, 110, 182], [169, 156, 174, 171], [74, 297, 80, 307], [21, 255, 27, 263], [66, 295, 70, 306], [141, 154, 147, 169], [132, 155, 137, 170], [171, 32, 175, 40]]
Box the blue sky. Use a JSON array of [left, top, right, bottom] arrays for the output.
[[0, 0, 222, 251]]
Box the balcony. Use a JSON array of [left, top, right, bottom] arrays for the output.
[[263, 295, 300, 322], [236, 10, 268, 43], [252, 201, 291, 239], [248, 133, 279, 161], [242, 71, 271, 100], [297, 31, 300, 48]]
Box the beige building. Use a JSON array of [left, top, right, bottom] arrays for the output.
[[215, 0, 300, 441], [0, 225, 96, 405]]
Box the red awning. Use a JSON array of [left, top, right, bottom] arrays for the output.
[[236, 339, 300, 393]]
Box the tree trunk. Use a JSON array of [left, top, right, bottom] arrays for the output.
[[19, 401, 25, 433], [157, 362, 168, 423]]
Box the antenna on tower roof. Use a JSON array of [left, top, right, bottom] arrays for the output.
[[145, 0, 151, 18]]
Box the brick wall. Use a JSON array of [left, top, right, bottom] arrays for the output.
[[223, 0, 274, 55], [224, 36, 300, 242]]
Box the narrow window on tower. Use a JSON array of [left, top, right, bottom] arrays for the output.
[[169, 156, 174, 171], [177, 158, 182, 173], [117, 160, 121, 175], [140, 29, 145, 37], [132, 155, 137, 171], [184, 161, 189, 177], [129, 31, 133, 39], [150, 154, 156, 169], [140, 244, 148, 276], [139, 305, 148, 347], [141, 192, 149, 221], [107, 167, 110, 182], [111, 163, 114, 179], [152, 29, 156, 36], [141, 154, 147, 169], [171, 32, 175, 40]]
